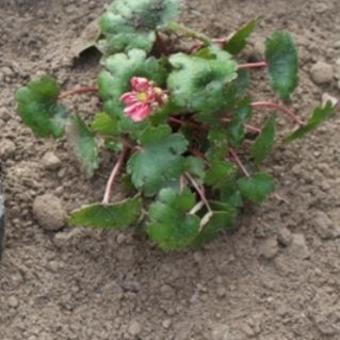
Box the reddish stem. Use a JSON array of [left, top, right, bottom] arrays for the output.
[[102, 148, 127, 205], [245, 124, 262, 134], [251, 101, 304, 126], [59, 87, 98, 100], [238, 61, 267, 70], [229, 148, 250, 178]]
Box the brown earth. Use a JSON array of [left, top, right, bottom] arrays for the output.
[[1, 0, 340, 339]]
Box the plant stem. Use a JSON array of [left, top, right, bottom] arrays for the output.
[[102, 148, 127, 205], [167, 22, 212, 45], [238, 61, 267, 70], [245, 124, 262, 134], [185, 172, 212, 212], [251, 101, 304, 126], [59, 87, 98, 100], [229, 148, 250, 178]]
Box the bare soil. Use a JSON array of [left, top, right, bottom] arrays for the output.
[[1, 0, 340, 339]]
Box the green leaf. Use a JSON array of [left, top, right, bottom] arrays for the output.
[[91, 112, 118, 135], [285, 102, 335, 143], [206, 129, 229, 160], [227, 98, 252, 147], [99, 0, 180, 54], [147, 188, 200, 251], [238, 172, 275, 203], [97, 49, 166, 132], [168, 46, 238, 114], [68, 115, 99, 178], [265, 32, 298, 101], [184, 157, 206, 181], [205, 159, 237, 190], [68, 197, 142, 230], [224, 18, 259, 55], [127, 125, 188, 196], [16, 75, 68, 138], [251, 116, 276, 164], [193, 206, 236, 247]]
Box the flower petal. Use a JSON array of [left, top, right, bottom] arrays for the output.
[[120, 92, 138, 106], [124, 102, 152, 122], [131, 77, 151, 92]]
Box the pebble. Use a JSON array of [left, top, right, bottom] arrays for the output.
[[310, 61, 333, 84], [259, 238, 279, 259], [289, 234, 310, 259], [162, 319, 172, 329], [313, 211, 340, 240], [8, 295, 19, 308], [41, 152, 62, 171], [216, 286, 227, 298], [128, 320, 142, 336], [277, 227, 292, 247], [0, 139, 16, 159], [33, 194, 65, 231], [211, 324, 232, 340]]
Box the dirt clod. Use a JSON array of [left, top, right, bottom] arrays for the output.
[[41, 152, 62, 171], [33, 194, 65, 231], [128, 320, 142, 336], [310, 61, 334, 84]]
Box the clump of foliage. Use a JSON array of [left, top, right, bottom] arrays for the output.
[[16, 0, 336, 251]]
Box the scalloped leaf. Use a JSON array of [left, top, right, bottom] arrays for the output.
[[238, 172, 275, 203], [97, 49, 166, 132], [147, 188, 200, 251], [224, 18, 259, 55], [99, 0, 180, 54], [285, 102, 335, 143], [265, 32, 298, 101], [91, 112, 118, 135], [127, 125, 189, 196], [251, 116, 276, 164], [16, 75, 68, 138], [168, 46, 238, 114], [227, 98, 253, 147], [68, 197, 142, 229], [67, 116, 99, 178], [205, 159, 237, 191]]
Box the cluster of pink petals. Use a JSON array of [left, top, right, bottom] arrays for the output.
[[120, 77, 168, 122]]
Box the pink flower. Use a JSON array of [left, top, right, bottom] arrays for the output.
[[120, 77, 168, 122]]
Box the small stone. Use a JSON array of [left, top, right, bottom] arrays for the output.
[[212, 324, 232, 340], [313, 211, 340, 240], [162, 319, 172, 329], [128, 320, 142, 336], [0, 139, 16, 159], [33, 194, 65, 231], [310, 61, 333, 84], [277, 227, 292, 246], [216, 286, 226, 298], [42, 152, 61, 171], [259, 238, 279, 259], [289, 234, 310, 259], [116, 233, 127, 245], [8, 295, 19, 308], [322, 93, 338, 108]]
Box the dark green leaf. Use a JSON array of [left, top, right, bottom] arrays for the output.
[[168, 46, 238, 114], [127, 126, 188, 196], [206, 129, 229, 160], [238, 172, 275, 203], [224, 18, 259, 55], [99, 0, 180, 54], [68, 197, 142, 230], [193, 205, 236, 247], [147, 188, 200, 251], [68, 115, 99, 178], [184, 157, 206, 181], [91, 112, 118, 135], [227, 99, 252, 146], [16, 75, 68, 138], [265, 32, 298, 101], [251, 116, 276, 164], [285, 102, 335, 143], [205, 159, 236, 190]]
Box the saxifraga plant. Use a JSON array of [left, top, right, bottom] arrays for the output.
[[16, 0, 336, 251]]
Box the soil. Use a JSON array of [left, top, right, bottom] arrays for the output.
[[1, 0, 340, 339]]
